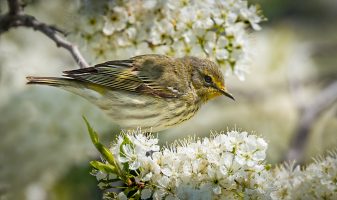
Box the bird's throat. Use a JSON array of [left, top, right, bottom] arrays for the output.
[[200, 90, 222, 102]]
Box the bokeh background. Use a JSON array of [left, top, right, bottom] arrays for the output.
[[1, 0, 337, 199]]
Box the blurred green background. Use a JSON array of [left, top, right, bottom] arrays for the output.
[[1, 0, 337, 199]]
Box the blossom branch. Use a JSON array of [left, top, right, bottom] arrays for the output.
[[0, 0, 89, 69]]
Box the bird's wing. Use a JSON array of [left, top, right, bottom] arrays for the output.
[[63, 56, 180, 98]]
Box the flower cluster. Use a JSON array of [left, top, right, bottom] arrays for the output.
[[85, 118, 337, 200], [74, 0, 263, 80], [85, 118, 270, 200], [270, 152, 337, 200]]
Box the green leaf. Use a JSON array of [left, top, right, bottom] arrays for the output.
[[90, 161, 117, 174], [83, 116, 116, 166], [83, 116, 99, 144]]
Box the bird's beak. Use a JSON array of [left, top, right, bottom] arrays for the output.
[[219, 88, 235, 101]]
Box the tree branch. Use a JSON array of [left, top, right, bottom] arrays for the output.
[[0, 0, 89, 69], [284, 80, 337, 163], [7, 0, 23, 15]]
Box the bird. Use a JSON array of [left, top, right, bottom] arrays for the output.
[[27, 54, 234, 132]]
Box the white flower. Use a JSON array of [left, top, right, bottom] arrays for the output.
[[129, 134, 160, 152], [119, 144, 141, 170], [153, 176, 174, 198], [117, 192, 128, 200], [142, 172, 153, 182], [207, 165, 223, 195], [152, 189, 165, 200], [80, 16, 104, 34], [176, 184, 213, 200], [149, 21, 173, 45], [193, 9, 213, 29], [240, 5, 262, 30], [141, 188, 153, 199], [140, 157, 161, 180], [95, 171, 107, 180], [204, 32, 229, 60], [102, 6, 128, 35]]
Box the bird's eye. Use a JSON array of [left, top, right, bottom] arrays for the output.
[[204, 75, 213, 84]]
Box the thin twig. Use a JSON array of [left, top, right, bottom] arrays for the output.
[[284, 80, 337, 163], [0, 0, 89, 69]]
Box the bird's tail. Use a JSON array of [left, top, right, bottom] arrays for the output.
[[26, 76, 77, 87], [26, 76, 105, 100]]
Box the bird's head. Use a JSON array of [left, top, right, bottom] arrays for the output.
[[186, 56, 234, 102]]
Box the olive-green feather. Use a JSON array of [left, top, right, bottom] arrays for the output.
[[62, 56, 183, 98]]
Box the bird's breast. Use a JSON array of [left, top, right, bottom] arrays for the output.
[[95, 90, 201, 132]]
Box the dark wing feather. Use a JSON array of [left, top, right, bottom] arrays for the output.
[[63, 58, 179, 98], [64, 60, 141, 92]]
